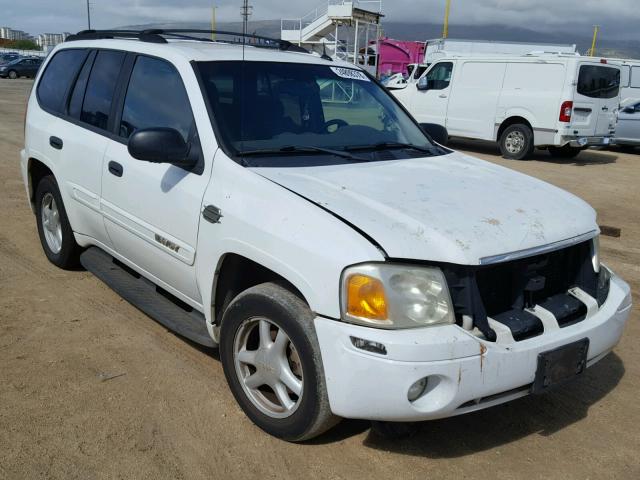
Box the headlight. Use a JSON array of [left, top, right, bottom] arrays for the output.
[[340, 263, 455, 329]]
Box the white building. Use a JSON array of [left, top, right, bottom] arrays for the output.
[[36, 32, 70, 49], [0, 27, 31, 41]]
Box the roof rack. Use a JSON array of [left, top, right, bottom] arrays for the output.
[[65, 29, 309, 54]]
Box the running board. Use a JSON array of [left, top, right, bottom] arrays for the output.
[[80, 247, 215, 347]]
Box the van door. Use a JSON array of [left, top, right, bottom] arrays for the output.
[[446, 61, 506, 140], [395, 61, 454, 126], [101, 55, 211, 304], [573, 63, 620, 138]]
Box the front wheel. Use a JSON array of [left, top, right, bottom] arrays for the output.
[[548, 145, 583, 159], [499, 124, 534, 160], [220, 283, 338, 441]]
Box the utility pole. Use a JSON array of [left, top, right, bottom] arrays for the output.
[[86, 0, 92, 30], [211, 4, 217, 41], [240, 0, 253, 38], [443, 0, 451, 39], [588, 25, 599, 56]]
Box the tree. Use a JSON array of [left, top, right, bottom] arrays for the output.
[[6, 40, 41, 51]]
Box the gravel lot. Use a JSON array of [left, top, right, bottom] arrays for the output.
[[1, 79, 638, 479]]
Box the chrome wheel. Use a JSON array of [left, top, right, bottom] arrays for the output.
[[233, 317, 303, 418], [505, 130, 526, 154], [41, 192, 62, 254]]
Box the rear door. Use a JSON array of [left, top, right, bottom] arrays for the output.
[[573, 63, 620, 137], [101, 54, 210, 303]]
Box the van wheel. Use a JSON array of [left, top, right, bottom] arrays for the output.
[[548, 145, 583, 159], [34, 175, 81, 269], [220, 282, 338, 442], [499, 124, 534, 160], [8, 70, 18, 79]]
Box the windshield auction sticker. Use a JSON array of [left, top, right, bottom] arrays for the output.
[[330, 66, 370, 82]]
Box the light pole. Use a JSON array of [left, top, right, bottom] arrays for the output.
[[86, 0, 92, 30], [588, 25, 599, 56]]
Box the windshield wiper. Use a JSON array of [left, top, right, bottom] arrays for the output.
[[344, 141, 435, 154], [239, 145, 367, 161]]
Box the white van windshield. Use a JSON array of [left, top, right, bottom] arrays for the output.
[[196, 61, 440, 161], [577, 65, 620, 99]]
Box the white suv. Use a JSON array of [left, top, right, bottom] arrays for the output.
[[21, 30, 632, 441]]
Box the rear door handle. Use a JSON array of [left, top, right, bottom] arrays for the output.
[[108, 161, 123, 177], [49, 136, 63, 150]]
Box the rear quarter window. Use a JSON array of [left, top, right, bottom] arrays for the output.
[[577, 65, 620, 99], [37, 49, 89, 114]]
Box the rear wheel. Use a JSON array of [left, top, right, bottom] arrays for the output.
[[8, 70, 18, 79], [499, 124, 534, 160], [220, 283, 338, 441], [548, 145, 583, 159], [34, 175, 81, 269]]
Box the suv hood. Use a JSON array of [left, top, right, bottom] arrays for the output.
[[251, 151, 598, 265]]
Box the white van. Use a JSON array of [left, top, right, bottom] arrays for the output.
[[608, 58, 640, 103], [393, 55, 621, 159]]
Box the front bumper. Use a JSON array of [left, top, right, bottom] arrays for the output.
[[315, 273, 631, 421]]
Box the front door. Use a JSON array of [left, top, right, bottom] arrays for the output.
[[393, 61, 454, 127], [101, 55, 211, 304]]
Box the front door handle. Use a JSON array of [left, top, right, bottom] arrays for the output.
[[108, 161, 123, 177], [49, 136, 63, 150], [438, 94, 448, 98]]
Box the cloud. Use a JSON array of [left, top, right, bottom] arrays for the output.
[[1, 0, 637, 40]]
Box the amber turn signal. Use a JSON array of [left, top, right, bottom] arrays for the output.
[[346, 274, 388, 321]]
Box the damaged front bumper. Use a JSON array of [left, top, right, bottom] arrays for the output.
[[314, 272, 631, 422]]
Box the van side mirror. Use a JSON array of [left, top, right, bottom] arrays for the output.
[[128, 127, 194, 167], [417, 76, 429, 91], [420, 123, 448, 146]]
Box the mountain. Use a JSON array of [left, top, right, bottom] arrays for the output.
[[116, 20, 640, 59]]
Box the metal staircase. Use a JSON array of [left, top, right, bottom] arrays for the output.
[[281, 0, 383, 67]]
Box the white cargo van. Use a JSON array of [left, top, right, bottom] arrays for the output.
[[393, 55, 621, 159], [608, 58, 640, 103]]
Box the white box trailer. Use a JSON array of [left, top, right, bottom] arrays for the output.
[[424, 38, 578, 64], [393, 54, 621, 160]]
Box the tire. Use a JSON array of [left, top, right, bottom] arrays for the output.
[[548, 145, 583, 159], [499, 123, 534, 160], [220, 282, 338, 441], [8, 70, 18, 80], [34, 175, 81, 269]]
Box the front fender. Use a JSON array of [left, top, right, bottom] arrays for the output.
[[195, 153, 384, 339]]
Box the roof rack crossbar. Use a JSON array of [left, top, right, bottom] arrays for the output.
[[65, 29, 309, 53]]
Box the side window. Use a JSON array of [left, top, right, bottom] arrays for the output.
[[68, 51, 96, 119], [37, 49, 88, 114], [81, 50, 125, 131], [425, 62, 453, 90], [119, 55, 195, 141], [631, 66, 640, 89]]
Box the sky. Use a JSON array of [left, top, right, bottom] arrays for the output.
[[1, 0, 637, 40]]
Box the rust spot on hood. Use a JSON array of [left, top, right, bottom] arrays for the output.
[[482, 218, 501, 226], [480, 344, 487, 372]]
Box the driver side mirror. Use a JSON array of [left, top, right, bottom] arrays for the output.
[[623, 106, 636, 114], [128, 127, 194, 167], [417, 76, 429, 91], [420, 123, 448, 146]]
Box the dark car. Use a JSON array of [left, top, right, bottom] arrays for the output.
[[0, 52, 20, 65], [0, 57, 43, 79]]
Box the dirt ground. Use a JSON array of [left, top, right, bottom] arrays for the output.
[[1, 79, 639, 480]]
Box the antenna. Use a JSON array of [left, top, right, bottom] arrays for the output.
[[86, 0, 93, 30]]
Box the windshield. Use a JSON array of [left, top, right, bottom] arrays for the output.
[[196, 61, 436, 160]]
